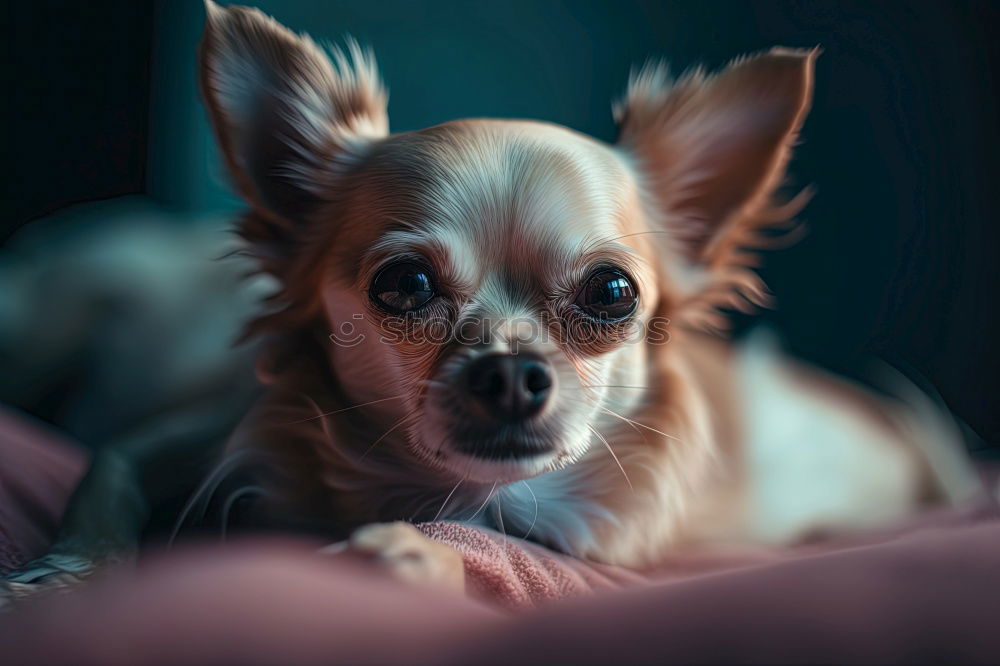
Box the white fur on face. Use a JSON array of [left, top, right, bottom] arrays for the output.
[[321, 119, 656, 483]]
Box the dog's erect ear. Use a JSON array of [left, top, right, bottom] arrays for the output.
[[616, 48, 817, 330], [200, 1, 387, 222]]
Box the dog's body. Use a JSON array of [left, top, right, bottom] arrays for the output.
[[194, 3, 975, 572], [2, 2, 978, 594]]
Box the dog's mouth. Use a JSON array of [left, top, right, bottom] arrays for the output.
[[414, 416, 568, 482], [450, 431, 558, 461]]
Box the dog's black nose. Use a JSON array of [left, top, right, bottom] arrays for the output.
[[465, 353, 553, 421]]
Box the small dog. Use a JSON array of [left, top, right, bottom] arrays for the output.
[[3, 2, 977, 597], [194, 2, 977, 584]]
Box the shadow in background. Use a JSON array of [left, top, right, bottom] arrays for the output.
[[3, 0, 998, 453]]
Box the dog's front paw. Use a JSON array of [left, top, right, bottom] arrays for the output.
[[341, 522, 465, 595]]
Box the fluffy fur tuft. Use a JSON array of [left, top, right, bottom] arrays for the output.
[[201, 0, 387, 222], [616, 48, 819, 332], [200, 2, 391, 365]]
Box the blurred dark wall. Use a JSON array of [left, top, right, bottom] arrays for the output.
[[4, 0, 999, 451], [3, 1, 154, 239]]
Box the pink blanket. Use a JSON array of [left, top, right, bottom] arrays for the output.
[[2, 406, 1000, 663], [416, 521, 645, 607]]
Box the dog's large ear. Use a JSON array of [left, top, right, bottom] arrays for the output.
[[200, 1, 387, 223], [616, 48, 817, 330]]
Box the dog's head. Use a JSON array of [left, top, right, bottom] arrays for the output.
[[201, 3, 815, 484]]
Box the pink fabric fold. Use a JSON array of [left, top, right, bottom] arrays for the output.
[[3, 407, 1000, 664]]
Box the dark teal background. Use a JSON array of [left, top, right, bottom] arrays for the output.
[[4, 1, 999, 452]]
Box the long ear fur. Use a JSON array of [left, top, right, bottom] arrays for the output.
[[200, 2, 388, 366], [200, 1, 387, 225], [616, 48, 818, 332]]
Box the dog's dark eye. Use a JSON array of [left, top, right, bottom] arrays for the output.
[[575, 269, 638, 320], [370, 262, 436, 313]]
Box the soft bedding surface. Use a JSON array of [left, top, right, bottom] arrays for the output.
[[2, 406, 999, 664]]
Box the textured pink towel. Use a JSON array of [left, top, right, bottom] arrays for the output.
[[417, 522, 644, 608]]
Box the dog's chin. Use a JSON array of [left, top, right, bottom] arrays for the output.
[[413, 429, 571, 483], [442, 447, 561, 483]]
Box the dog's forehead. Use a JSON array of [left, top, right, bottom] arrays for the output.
[[355, 120, 635, 271]]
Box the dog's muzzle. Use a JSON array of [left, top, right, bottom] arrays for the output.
[[462, 352, 553, 423]]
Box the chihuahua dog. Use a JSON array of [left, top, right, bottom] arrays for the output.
[[194, 2, 977, 583], [2, 2, 977, 598]]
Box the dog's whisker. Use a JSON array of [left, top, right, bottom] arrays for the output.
[[282, 395, 406, 425], [587, 424, 635, 493], [571, 397, 684, 444], [359, 411, 418, 460], [598, 406, 682, 442], [496, 492, 507, 540], [521, 481, 539, 541], [468, 480, 498, 521], [564, 392, 652, 444], [559, 393, 646, 438], [432, 478, 464, 522], [566, 353, 604, 387], [575, 386, 653, 412]]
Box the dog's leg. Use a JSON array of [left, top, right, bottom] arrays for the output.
[[2, 448, 146, 591], [1, 402, 239, 600], [0, 448, 146, 610], [329, 522, 465, 595]]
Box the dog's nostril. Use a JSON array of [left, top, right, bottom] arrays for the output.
[[524, 362, 552, 397], [473, 366, 506, 399], [465, 353, 553, 421], [468, 356, 511, 402]]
